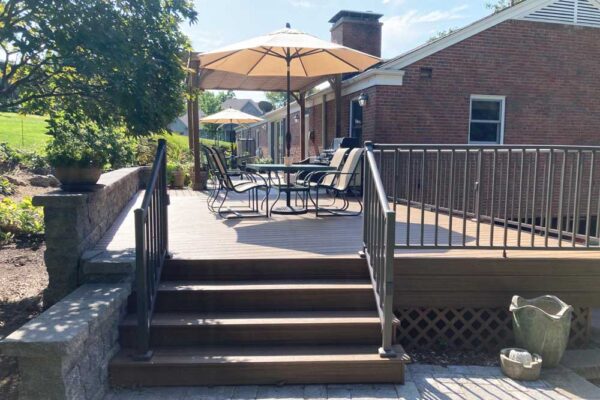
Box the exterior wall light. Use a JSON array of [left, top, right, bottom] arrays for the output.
[[358, 92, 368, 107], [294, 113, 300, 123]]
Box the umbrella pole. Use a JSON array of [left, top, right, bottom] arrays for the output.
[[286, 55, 291, 158]]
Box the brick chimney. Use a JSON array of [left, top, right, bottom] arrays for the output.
[[329, 10, 383, 58]]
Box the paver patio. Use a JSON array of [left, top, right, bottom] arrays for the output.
[[105, 363, 600, 399]]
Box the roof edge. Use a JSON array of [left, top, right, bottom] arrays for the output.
[[381, 0, 554, 71]]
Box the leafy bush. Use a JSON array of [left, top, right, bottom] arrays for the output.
[[46, 115, 136, 170], [0, 178, 15, 196], [0, 197, 44, 242], [0, 143, 23, 171], [19, 151, 51, 174]]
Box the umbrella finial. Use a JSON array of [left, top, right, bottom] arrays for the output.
[[286, 22, 291, 28]]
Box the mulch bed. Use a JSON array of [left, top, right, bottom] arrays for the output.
[[0, 237, 47, 400], [407, 347, 499, 366]]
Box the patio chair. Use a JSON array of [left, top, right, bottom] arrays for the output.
[[294, 147, 350, 206], [205, 147, 269, 219], [308, 148, 364, 217]]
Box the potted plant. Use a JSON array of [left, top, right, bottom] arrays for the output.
[[46, 115, 130, 190], [167, 145, 193, 189]]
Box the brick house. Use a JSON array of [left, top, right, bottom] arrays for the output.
[[237, 0, 600, 162]]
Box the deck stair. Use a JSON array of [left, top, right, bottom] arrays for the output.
[[109, 258, 407, 386]]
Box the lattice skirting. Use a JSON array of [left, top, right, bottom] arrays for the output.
[[396, 307, 591, 351]]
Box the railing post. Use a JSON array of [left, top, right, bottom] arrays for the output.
[[380, 209, 397, 358], [158, 139, 170, 258], [133, 208, 152, 361], [361, 142, 374, 257]]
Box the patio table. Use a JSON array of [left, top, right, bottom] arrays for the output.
[[246, 163, 335, 215]]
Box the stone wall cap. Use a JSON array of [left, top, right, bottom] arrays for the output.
[[33, 167, 144, 208], [0, 283, 131, 358]]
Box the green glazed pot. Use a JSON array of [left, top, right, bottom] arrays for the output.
[[510, 295, 573, 368]]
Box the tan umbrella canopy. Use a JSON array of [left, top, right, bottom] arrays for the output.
[[200, 108, 264, 125], [201, 108, 263, 147], [196, 24, 380, 157]]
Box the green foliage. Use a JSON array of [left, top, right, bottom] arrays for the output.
[[1, 0, 197, 135], [254, 157, 273, 164], [486, 0, 524, 13], [0, 143, 23, 170], [45, 115, 136, 169], [19, 151, 50, 174], [428, 27, 460, 43], [265, 92, 287, 109], [198, 90, 235, 139], [0, 178, 15, 196], [0, 112, 50, 151], [0, 197, 44, 242]]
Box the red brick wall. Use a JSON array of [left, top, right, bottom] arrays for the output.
[[373, 19, 600, 145], [331, 20, 382, 57]]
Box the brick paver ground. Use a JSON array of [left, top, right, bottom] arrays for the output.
[[106, 363, 600, 399]]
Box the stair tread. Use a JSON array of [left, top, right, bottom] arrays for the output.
[[112, 345, 409, 364], [121, 311, 379, 327], [158, 280, 372, 291]]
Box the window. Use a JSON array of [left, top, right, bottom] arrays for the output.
[[469, 95, 505, 144], [419, 67, 433, 79]]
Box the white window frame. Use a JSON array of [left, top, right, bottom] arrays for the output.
[[468, 95, 506, 145], [349, 97, 363, 139]]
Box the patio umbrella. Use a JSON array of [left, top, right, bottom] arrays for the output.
[[197, 24, 380, 157], [200, 107, 264, 150]]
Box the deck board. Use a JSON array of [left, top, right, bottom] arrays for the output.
[[92, 189, 600, 261]]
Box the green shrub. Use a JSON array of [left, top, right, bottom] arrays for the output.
[[0, 197, 44, 242], [46, 116, 136, 170], [0, 143, 23, 171], [20, 151, 51, 174], [0, 178, 15, 196]]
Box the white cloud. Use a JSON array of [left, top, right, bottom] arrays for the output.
[[381, 5, 469, 58], [181, 26, 225, 52], [289, 0, 314, 8], [383, 0, 406, 6]]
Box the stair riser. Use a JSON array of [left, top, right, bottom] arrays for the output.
[[162, 259, 369, 281], [109, 362, 405, 386], [119, 324, 381, 347], [152, 290, 375, 312]]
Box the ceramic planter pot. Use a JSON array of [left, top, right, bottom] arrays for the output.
[[500, 348, 542, 381], [54, 166, 102, 191], [510, 295, 573, 367], [172, 168, 185, 188]]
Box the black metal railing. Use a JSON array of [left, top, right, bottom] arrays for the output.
[[362, 142, 396, 358], [133, 138, 169, 360], [373, 144, 600, 250]]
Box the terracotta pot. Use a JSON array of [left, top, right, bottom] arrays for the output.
[[54, 166, 102, 191], [510, 295, 573, 368], [172, 168, 185, 188]]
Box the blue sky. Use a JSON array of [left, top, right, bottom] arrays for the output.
[[181, 0, 493, 100]]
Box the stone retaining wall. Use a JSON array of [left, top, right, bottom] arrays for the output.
[[0, 284, 130, 400], [33, 167, 149, 305]]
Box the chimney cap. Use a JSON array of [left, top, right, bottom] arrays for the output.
[[328, 10, 383, 24]]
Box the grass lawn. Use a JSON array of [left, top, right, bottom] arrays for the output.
[[0, 112, 50, 151], [0, 112, 234, 152]]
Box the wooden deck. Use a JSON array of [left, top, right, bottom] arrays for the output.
[[93, 189, 600, 261]]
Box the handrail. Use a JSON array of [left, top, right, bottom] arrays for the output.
[[372, 143, 600, 251], [133, 138, 169, 360], [362, 141, 396, 358]]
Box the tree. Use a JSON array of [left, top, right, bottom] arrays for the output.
[[265, 92, 287, 108], [486, 0, 524, 13], [198, 90, 235, 139], [428, 27, 460, 43], [0, 0, 197, 135]]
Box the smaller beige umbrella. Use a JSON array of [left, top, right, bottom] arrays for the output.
[[200, 107, 263, 149], [200, 107, 264, 125]]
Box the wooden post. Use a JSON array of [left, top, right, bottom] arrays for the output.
[[186, 56, 195, 151], [190, 60, 202, 191], [333, 75, 342, 138], [299, 92, 306, 159]]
